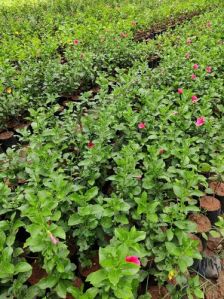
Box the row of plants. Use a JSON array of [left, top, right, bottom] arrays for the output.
[[0, 0, 222, 126], [0, 4, 224, 298]]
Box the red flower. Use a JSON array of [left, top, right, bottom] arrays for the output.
[[191, 74, 197, 80], [191, 95, 198, 103], [138, 122, 146, 129], [125, 256, 140, 266], [206, 66, 212, 73], [87, 141, 95, 148], [178, 88, 183, 95], [195, 117, 205, 127], [193, 64, 199, 70], [73, 39, 79, 45]]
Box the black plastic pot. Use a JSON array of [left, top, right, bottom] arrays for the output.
[[0, 131, 18, 151]]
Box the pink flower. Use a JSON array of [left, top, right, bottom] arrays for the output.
[[187, 38, 192, 45], [138, 122, 145, 129], [195, 117, 205, 127], [135, 175, 142, 180], [73, 39, 79, 45], [48, 232, 59, 245], [191, 74, 197, 80], [193, 64, 199, 70], [191, 95, 199, 103], [206, 66, 212, 73], [185, 52, 190, 59], [159, 148, 165, 154], [207, 21, 212, 28], [125, 256, 140, 266], [172, 111, 178, 115], [178, 88, 183, 95], [87, 141, 95, 148]]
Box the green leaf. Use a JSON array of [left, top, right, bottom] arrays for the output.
[[194, 288, 204, 298], [68, 214, 82, 226], [86, 269, 107, 287], [210, 230, 220, 238], [173, 184, 183, 198], [85, 187, 98, 201], [166, 229, 174, 241], [55, 280, 70, 298], [38, 275, 58, 289], [15, 262, 32, 273], [165, 242, 179, 255], [108, 269, 120, 286]]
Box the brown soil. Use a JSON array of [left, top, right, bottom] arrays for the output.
[[200, 196, 221, 211], [209, 182, 224, 196], [134, 10, 205, 41], [148, 286, 171, 299], [79, 255, 100, 277], [0, 131, 14, 140], [188, 233, 203, 252], [204, 270, 224, 299], [13, 122, 31, 130], [73, 277, 83, 288], [188, 213, 211, 233], [27, 261, 47, 285], [207, 236, 222, 251], [204, 248, 215, 257]]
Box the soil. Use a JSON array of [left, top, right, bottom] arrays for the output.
[[188, 213, 211, 233], [209, 182, 224, 196], [148, 55, 161, 68], [27, 260, 47, 285], [78, 255, 100, 277], [200, 196, 221, 211], [0, 131, 14, 140], [188, 233, 203, 252], [148, 286, 171, 299], [207, 236, 222, 252], [134, 10, 205, 41], [204, 270, 224, 299]]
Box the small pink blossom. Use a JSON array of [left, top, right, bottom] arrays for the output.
[[206, 66, 212, 73], [185, 52, 190, 59], [178, 88, 183, 95], [87, 141, 95, 148], [186, 38, 192, 45], [191, 74, 197, 80], [73, 39, 79, 45], [193, 64, 199, 70], [125, 256, 140, 266], [172, 111, 178, 115], [207, 21, 212, 28], [191, 95, 199, 103], [159, 148, 165, 154], [135, 175, 142, 180], [48, 232, 59, 245], [138, 122, 145, 129], [195, 117, 205, 127]]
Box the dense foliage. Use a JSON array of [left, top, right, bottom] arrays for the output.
[[0, 0, 224, 298]]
